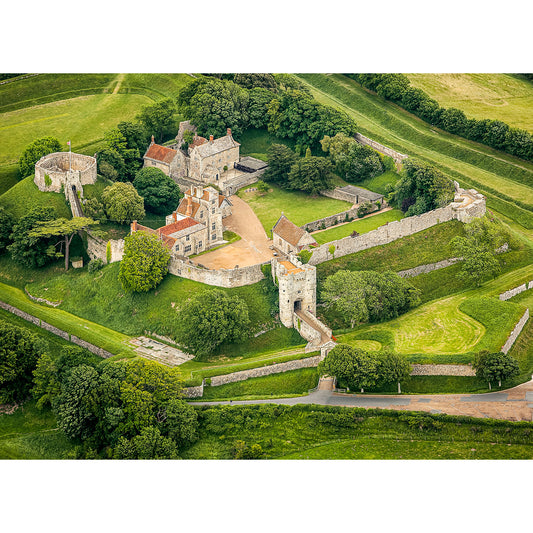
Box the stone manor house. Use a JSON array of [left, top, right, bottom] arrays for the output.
[[143, 121, 241, 185], [131, 185, 232, 257]]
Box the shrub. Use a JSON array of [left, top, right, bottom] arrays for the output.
[[297, 249, 313, 264], [44, 174, 52, 187], [88, 258, 104, 273], [18, 136, 61, 178], [357, 202, 373, 218], [133, 167, 182, 215], [106, 241, 111, 264]]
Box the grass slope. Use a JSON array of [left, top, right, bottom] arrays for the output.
[[297, 74, 533, 228], [406, 73, 533, 133], [238, 184, 351, 233]]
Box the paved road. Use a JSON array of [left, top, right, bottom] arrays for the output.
[[194, 378, 533, 421], [195, 195, 274, 269]]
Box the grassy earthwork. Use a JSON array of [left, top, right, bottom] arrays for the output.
[[406, 73, 533, 133], [237, 184, 351, 234], [296, 74, 533, 228]]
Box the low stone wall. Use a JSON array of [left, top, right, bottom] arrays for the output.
[[182, 382, 205, 399], [169, 257, 265, 288], [86, 232, 125, 264], [501, 309, 530, 354], [499, 282, 533, 301], [223, 168, 266, 196], [398, 258, 461, 278], [410, 364, 476, 376], [301, 207, 360, 233], [293, 314, 321, 345], [0, 299, 114, 358], [354, 133, 408, 167], [320, 188, 359, 204]]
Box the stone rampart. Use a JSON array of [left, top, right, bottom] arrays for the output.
[[41, 321, 70, 340], [34, 152, 97, 193], [86, 232, 125, 264], [354, 133, 408, 167], [169, 257, 265, 288], [499, 283, 530, 301], [182, 382, 205, 398], [410, 364, 476, 376], [398, 258, 461, 278], [210, 354, 324, 387], [70, 335, 114, 359], [0, 300, 41, 326], [294, 314, 321, 345], [501, 309, 530, 354]]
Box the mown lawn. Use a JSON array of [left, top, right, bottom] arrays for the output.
[[0, 93, 153, 166], [297, 74, 533, 228], [238, 184, 351, 233], [406, 73, 533, 133], [312, 208, 404, 244], [237, 127, 297, 161]]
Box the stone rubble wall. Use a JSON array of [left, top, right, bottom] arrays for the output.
[[0, 299, 114, 358], [499, 282, 533, 301], [293, 314, 321, 345], [354, 133, 408, 165], [301, 207, 361, 233], [168, 257, 265, 288], [398, 258, 461, 278], [410, 364, 476, 376], [182, 382, 205, 398], [501, 309, 530, 354], [320, 188, 359, 204], [86, 232, 125, 264]]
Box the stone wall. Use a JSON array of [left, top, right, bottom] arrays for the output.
[[320, 188, 359, 204], [293, 314, 321, 345], [398, 258, 461, 278], [222, 168, 266, 196], [410, 364, 475, 376], [354, 133, 408, 168], [499, 282, 533, 301], [34, 152, 97, 193], [501, 309, 530, 354], [182, 382, 205, 398], [0, 299, 113, 358], [168, 257, 265, 288], [301, 207, 361, 233], [86, 232, 125, 264]]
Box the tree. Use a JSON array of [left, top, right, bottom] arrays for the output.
[[0, 321, 45, 402], [133, 167, 182, 214], [119, 231, 171, 293], [97, 148, 125, 181], [263, 144, 297, 187], [176, 289, 250, 357], [83, 198, 106, 222], [287, 156, 334, 194], [29, 217, 98, 270], [451, 216, 509, 286], [114, 426, 179, 459], [8, 206, 57, 268], [473, 351, 520, 389], [161, 398, 199, 447], [136, 98, 177, 143], [101, 182, 145, 224], [18, 136, 61, 178], [0, 206, 14, 253], [248, 87, 277, 128], [103, 122, 147, 181], [318, 344, 379, 393], [233, 73, 278, 91], [343, 143, 384, 183], [377, 351, 411, 393]]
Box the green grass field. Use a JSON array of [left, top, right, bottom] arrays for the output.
[[406, 74, 533, 133], [297, 74, 533, 228], [237, 127, 297, 161], [312, 208, 404, 244], [238, 184, 351, 233]]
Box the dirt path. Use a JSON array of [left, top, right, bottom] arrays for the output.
[[195, 195, 275, 269], [112, 73, 125, 94]]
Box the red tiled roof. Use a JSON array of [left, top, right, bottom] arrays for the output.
[[159, 217, 200, 236], [273, 215, 306, 246], [144, 144, 177, 164], [177, 198, 200, 218], [190, 136, 207, 149]]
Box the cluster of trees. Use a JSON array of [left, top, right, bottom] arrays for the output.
[[321, 133, 388, 182], [473, 350, 520, 389], [31, 347, 198, 459], [263, 144, 335, 194], [318, 344, 412, 393], [347, 74, 533, 162], [392, 159, 455, 216], [119, 231, 171, 293], [177, 75, 356, 149], [321, 269, 421, 328], [132, 167, 181, 215], [451, 216, 514, 286], [175, 289, 251, 357]]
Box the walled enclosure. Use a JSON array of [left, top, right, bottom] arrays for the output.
[[34, 152, 97, 196]]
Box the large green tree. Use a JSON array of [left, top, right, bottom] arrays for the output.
[[8, 206, 58, 268], [318, 344, 379, 393], [102, 182, 145, 224], [114, 426, 179, 459], [29, 216, 98, 270], [0, 206, 14, 253], [176, 289, 250, 357], [136, 98, 177, 143], [160, 398, 199, 447], [263, 143, 297, 187], [233, 73, 278, 91], [473, 351, 520, 389], [377, 351, 411, 393], [119, 231, 171, 293], [133, 167, 182, 214], [0, 321, 45, 402], [287, 156, 334, 194], [18, 136, 61, 178]]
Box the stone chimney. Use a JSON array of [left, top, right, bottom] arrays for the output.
[[186, 197, 192, 217], [227, 128, 232, 136], [150, 135, 155, 145], [173, 212, 177, 222], [209, 135, 214, 143]]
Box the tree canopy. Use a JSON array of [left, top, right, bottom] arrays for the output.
[[19, 136, 61, 178], [101, 182, 145, 224], [473, 351, 520, 388], [136, 98, 177, 143], [133, 167, 182, 215], [176, 289, 250, 357], [376, 351, 411, 394], [263, 143, 297, 187], [0, 206, 14, 253], [119, 231, 171, 293], [287, 156, 334, 194]]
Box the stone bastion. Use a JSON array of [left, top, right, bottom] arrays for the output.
[[34, 152, 97, 196]]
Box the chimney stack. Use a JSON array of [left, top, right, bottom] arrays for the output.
[[131, 220, 137, 233], [150, 135, 155, 145], [209, 135, 214, 143], [227, 128, 232, 136], [173, 212, 177, 222]]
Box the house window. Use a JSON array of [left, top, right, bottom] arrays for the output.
[[211, 208, 215, 214], [212, 234, 216, 241], [212, 223, 216, 230], [186, 235, 190, 241], [198, 241, 202, 249], [200, 212, 203, 218], [184, 245, 191, 253]]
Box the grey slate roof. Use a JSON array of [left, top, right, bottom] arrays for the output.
[[193, 135, 240, 158], [338, 185, 383, 202]]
